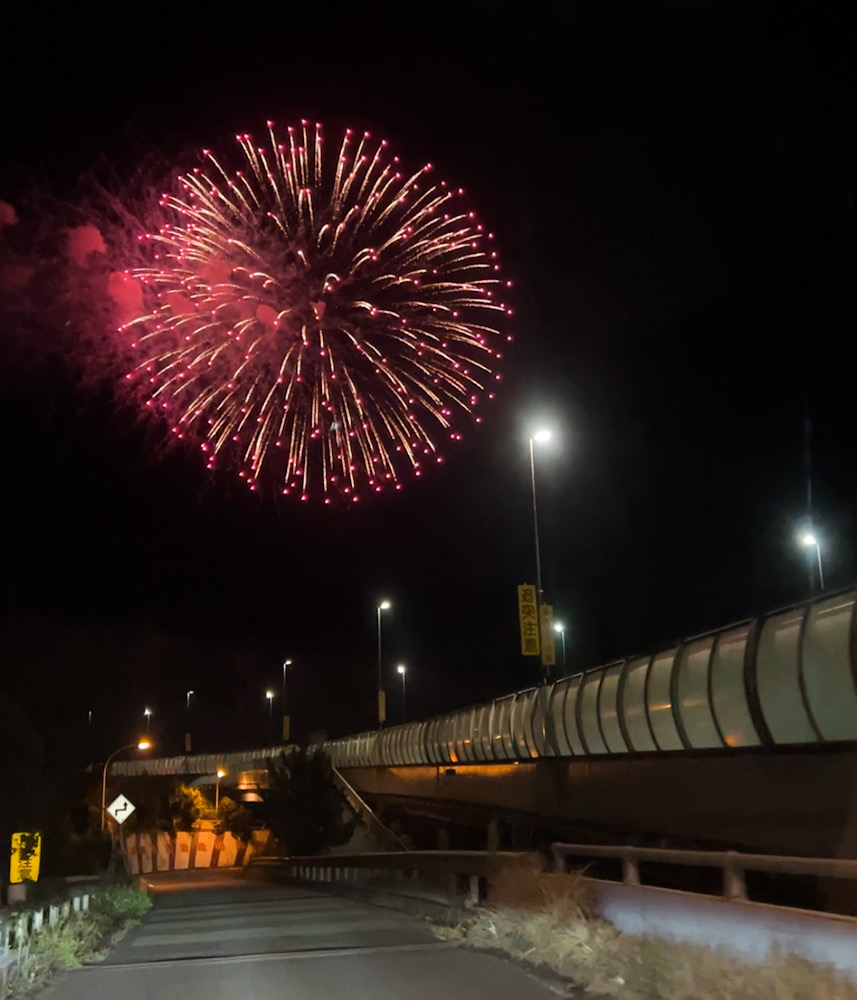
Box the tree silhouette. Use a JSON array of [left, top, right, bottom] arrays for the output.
[[263, 748, 355, 856]]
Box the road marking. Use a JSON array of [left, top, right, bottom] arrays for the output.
[[89, 940, 455, 971]]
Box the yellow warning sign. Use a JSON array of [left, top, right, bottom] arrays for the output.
[[10, 832, 41, 884], [517, 584, 541, 656]]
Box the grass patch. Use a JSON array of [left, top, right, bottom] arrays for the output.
[[434, 861, 857, 1000], [4, 883, 152, 998]]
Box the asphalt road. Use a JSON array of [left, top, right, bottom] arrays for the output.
[[43, 871, 560, 1000]]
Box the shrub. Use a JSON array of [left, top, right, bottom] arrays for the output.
[[216, 797, 255, 842], [90, 883, 152, 930], [438, 862, 857, 1000], [263, 747, 355, 857]]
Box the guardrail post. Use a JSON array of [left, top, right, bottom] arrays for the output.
[[465, 875, 480, 908], [724, 851, 747, 901], [622, 852, 641, 886]]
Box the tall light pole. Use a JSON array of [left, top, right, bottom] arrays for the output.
[[185, 691, 194, 754], [528, 429, 551, 604], [265, 690, 274, 718], [553, 622, 567, 668], [215, 768, 226, 810], [800, 532, 825, 590], [143, 707, 152, 733], [529, 429, 552, 677], [377, 600, 391, 727], [102, 741, 150, 831], [282, 659, 292, 743], [397, 664, 407, 723]]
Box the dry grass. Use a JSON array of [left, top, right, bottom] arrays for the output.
[[435, 861, 857, 1000]]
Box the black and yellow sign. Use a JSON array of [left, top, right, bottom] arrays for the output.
[[10, 831, 41, 884], [517, 584, 541, 656], [378, 690, 387, 725], [282, 715, 291, 742], [540, 604, 556, 668]]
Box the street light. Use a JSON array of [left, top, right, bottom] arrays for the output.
[[377, 600, 391, 728], [800, 531, 825, 590], [528, 428, 553, 676], [282, 659, 292, 743], [265, 690, 274, 718], [185, 691, 194, 755], [101, 740, 150, 831], [397, 664, 407, 723], [553, 622, 567, 668], [529, 429, 551, 602], [143, 707, 152, 733], [215, 768, 226, 810]]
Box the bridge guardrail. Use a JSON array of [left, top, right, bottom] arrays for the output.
[[247, 849, 532, 907], [551, 842, 857, 903], [0, 883, 97, 990]]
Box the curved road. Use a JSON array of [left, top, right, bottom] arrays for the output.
[[44, 871, 560, 1000]]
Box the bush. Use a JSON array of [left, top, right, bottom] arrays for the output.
[[216, 797, 255, 842], [90, 883, 152, 929], [5, 884, 151, 999], [438, 861, 857, 1000], [263, 747, 355, 857]]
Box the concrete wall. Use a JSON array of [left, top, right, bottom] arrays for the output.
[[123, 829, 271, 874]]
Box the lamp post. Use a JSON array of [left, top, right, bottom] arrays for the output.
[[282, 659, 292, 743], [265, 689, 275, 745], [529, 429, 552, 677], [800, 532, 825, 590], [528, 429, 551, 604], [185, 691, 194, 754], [215, 768, 226, 810], [397, 664, 407, 723], [553, 622, 567, 668], [143, 707, 152, 733], [377, 601, 391, 727], [102, 741, 150, 831]]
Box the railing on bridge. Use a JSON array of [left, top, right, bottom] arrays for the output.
[[550, 842, 857, 903]]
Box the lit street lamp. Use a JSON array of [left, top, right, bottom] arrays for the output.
[[397, 663, 407, 723], [529, 428, 552, 675], [186, 690, 194, 711], [102, 740, 150, 831], [800, 532, 825, 590], [553, 622, 567, 668], [265, 690, 275, 718], [215, 768, 226, 810], [143, 707, 152, 733], [377, 600, 391, 727]]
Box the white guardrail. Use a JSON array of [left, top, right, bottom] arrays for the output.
[[0, 884, 96, 990]]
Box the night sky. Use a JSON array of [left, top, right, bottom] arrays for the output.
[[1, 1, 855, 761]]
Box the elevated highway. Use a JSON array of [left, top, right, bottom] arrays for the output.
[[113, 587, 857, 857]]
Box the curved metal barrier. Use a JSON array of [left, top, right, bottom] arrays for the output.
[[327, 587, 857, 767]]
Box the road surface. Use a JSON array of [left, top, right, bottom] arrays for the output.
[[43, 871, 560, 1000]]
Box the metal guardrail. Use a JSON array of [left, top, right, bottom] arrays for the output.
[[551, 842, 857, 903], [1, 884, 96, 990], [247, 850, 531, 907]]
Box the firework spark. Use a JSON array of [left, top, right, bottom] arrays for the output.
[[119, 121, 512, 501]]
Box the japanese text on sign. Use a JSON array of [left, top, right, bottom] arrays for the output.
[[517, 584, 541, 656], [10, 832, 41, 884]]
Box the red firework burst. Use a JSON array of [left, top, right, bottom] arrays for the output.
[[118, 121, 512, 502]]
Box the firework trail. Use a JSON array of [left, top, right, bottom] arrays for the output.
[[119, 121, 512, 502]]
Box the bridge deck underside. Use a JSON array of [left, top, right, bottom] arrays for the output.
[[340, 747, 857, 858]]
